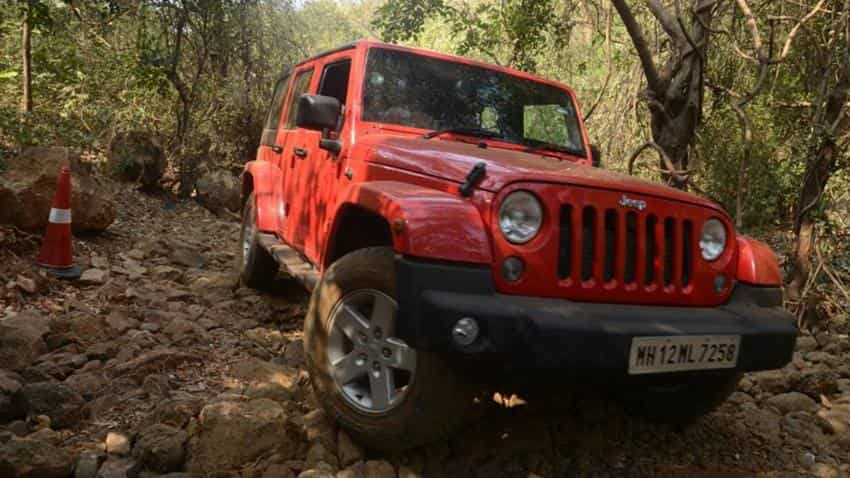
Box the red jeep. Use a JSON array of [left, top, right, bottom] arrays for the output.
[[239, 40, 796, 451]]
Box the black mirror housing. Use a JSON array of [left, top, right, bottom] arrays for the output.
[[295, 94, 341, 131], [590, 144, 602, 168]]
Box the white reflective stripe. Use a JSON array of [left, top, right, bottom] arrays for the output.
[[48, 208, 72, 224]]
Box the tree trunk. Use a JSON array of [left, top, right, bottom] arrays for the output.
[[786, 57, 850, 303], [21, 6, 32, 113]]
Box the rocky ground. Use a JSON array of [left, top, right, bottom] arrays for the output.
[[1, 182, 849, 478]]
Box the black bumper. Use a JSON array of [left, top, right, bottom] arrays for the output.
[[395, 256, 797, 375]]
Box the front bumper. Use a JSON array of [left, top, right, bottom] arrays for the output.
[[395, 256, 797, 375]]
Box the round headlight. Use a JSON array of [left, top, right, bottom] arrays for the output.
[[499, 191, 543, 244], [700, 218, 727, 261]]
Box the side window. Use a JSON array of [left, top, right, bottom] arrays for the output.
[[318, 59, 352, 107], [260, 73, 290, 145], [284, 68, 315, 129]]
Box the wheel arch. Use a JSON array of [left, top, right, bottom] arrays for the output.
[[324, 181, 493, 269]]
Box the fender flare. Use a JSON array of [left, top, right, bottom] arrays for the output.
[[736, 236, 782, 286], [332, 181, 493, 264], [241, 160, 284, 233]]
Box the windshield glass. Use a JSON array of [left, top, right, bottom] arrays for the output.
[[362, 47, 586, 157]]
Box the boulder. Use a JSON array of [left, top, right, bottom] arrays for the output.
[[0, 437, 75, 478], [108, 131, 165, 190], [195, 170, 240, 214], [764, 392, 817, 415], [21, 382, 85, 429], [0, 147, 115, 232], [187, 398, 294, 472], [0, 370, 25, 422], [0, 312, 50, 371], [132, 424, 187, 473], [106, 432, 132, 456], [75, 451, 106, 478], [96, 457, 139, 478]]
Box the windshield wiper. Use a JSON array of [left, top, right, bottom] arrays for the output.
[[523, 142, 586, 158], [422, 126, 504, 140]]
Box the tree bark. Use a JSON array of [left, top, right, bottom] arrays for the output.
[[21, 4, 32, 114], [786, 72, 850, 303]]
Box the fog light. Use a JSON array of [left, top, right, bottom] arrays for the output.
[[502, 256, 525, 282], [714, 274, 728, 293], [452, 317, 479, 346]]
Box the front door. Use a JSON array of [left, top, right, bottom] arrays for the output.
[[280, 66, 316, 252], [302, 56, 353, 262]]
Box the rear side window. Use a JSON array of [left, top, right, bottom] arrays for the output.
[[284, 68, 315, 129], [261, 73, 290, 145]]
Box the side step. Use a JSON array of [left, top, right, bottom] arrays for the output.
[[256, 233, 320, 291]]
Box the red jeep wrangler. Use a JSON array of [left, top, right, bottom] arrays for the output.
[[239, 40, 796, 451]]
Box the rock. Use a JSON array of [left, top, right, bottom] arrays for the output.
[[336, 462, 367, 478], [105, 311, 139, 335], [141, 374, 171, 398], [106, 432, 133, 456], [142, 398, 203, 429], [792, 369, 840, 398], [797, 335, 819, 353], [79, 268, 109, 286], [817, 405, 850, 434], [782, 411, 825, 443], [0, 370, 25, 421], [283, 340, 305, 367], [298, 471, 335, 478], [108, 131, 165, 190], [96, 457, 140, 478], [21, 382, 84, 429], [752, 369, 789, 394], [132, 424, 187, 473], [336, 430, 363, 468], [0, 147, 116, 232], [64, 371, 108, 400], [0, 312, 49, 371], [170, 249, 205, 269], [195, 170, 240, 214], [229, 358, 299, 403], [365, 461, 395, 478], [0, 437, 76, 478], [263, 464, 296, 478], [108, 348, 202, 380], [187, 398, 294, 472], [75, 451, 106, 478], [14, 275, 37, 294], [764, 392, 817, 415], [151, 266, 182, 282], [305, 442, 338, 471]]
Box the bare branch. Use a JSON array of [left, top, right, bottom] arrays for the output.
[[646, 0, 687, 46], [611, 0, 665, 95]]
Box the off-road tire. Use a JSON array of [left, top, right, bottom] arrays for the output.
[[304, 247, 478, 452], [238, 192, 278, 288], [619, 371, 741, 424]]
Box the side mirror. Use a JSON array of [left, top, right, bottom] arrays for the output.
[[590, 144, 602, 168], [295, 94, 341, 132]]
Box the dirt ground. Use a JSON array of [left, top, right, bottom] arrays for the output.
[[1, 182, 849, 478]]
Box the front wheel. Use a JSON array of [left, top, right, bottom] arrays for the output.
[[237, 192, 279, 289], [617, 371, 741, 424], [304, 247, 478, 451]]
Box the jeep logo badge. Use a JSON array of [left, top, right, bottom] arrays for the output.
[[619, 195, 647, 211]]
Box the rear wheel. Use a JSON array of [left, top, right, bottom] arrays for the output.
[[304, 247, 478, 451], [618, 371, 741, 424], [237, 192, 278, 288]]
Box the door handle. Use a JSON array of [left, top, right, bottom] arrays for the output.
[[270, 144, 283, 153], [293, 147, 308, 158]]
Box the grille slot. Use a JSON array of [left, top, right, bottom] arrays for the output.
[[557, 205, 573, 279], [558, 205, 693, 289], [581, 207, 595, 281]]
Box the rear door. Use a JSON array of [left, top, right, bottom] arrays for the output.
[[257, 73, 291, 234]]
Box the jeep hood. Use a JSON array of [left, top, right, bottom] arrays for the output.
[[365, 135, 721, 211]]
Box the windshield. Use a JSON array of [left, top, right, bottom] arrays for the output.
[[362, 47, 586, 157]]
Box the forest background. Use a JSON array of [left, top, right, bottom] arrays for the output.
[[0, 0, 847, 328]]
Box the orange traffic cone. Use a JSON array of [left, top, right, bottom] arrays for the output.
[[37, 166, 81, 279]]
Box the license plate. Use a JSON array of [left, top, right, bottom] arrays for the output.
[[628, 335, 740, 375]]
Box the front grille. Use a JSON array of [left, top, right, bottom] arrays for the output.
[[557, 205, 694, 289]]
